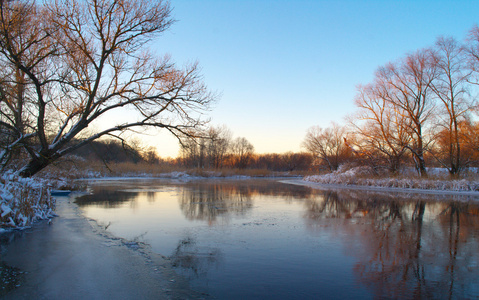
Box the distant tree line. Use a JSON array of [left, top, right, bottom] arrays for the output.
[[70, 139, 160, 164], [177, 125, 314, 172], [303, 28, 479, 177]]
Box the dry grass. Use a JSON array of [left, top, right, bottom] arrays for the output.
[[88, 161, 183, 177], [40, 156, 307, 179], [1, 175, 55, 228], [40, 159, 183, 179]]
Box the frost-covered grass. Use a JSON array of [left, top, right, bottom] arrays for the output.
[[0, 172, 57, 231], [304, 165, 479, 192]]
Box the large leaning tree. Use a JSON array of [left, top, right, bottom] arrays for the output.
[[0, 0, 214, 177]]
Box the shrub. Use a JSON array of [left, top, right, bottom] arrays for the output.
[[1, 172, 56, 229]]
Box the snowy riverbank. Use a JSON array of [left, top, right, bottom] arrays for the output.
[[0, 172, 59, 231], [302, 166, 479, 194]]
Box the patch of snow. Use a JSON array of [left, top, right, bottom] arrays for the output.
[[304, 165, 479, 192], [159, 171, 191, 179], [1, 203, 12, 217], [1, 172, 57, 231]]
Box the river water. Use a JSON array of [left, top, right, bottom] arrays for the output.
[[75, 178, 479, 299]]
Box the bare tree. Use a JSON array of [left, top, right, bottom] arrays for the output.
[[179, 135, 206, 168], [465, 24, 479, 85], [142, 146, 161, 164], [377, 49, 438, 177], [0, 0, 58, 170], [302, 123, 350, 171], [430, 36, 474, 175], [0, 0, 214, 177], [351, 83, 411, 174], [457, 119, 479, 164], [179, 125, 231, 169], [205, 125, 231, 169], [230, 137, 254, 169]]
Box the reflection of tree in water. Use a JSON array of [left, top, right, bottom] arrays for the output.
[[430, 202, 479, 299], [303, 190, 479, 299], [178, 180, 315, 223], [170, 236, 222, 278], [75, 182, 165, 209], [76, 180, 316, 216], [303, 191, 410, 224], [179, 182, 254, 223], [75, 185, 138, 208]]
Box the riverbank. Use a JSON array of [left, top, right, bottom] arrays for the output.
[[283, 179, 479, 197], [0, 194, 206, 299], [303, 166, 479, 193]]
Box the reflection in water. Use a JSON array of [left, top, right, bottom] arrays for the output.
[[75, 187, 136, 209], [76, 179, 479, 299], [76, 180, 310, 224], [179, 183, 253, 223], [303, 190, 479, 299], [171, 236, 222, 278]]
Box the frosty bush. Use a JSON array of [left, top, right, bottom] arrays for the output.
[[304, 165, 376, 186], [304, 164, 479, 192], [0, 172, 56, 229]]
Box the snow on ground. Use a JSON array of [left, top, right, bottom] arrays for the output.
[[0, 171, 58, 231], [303, 165, 479, 192]]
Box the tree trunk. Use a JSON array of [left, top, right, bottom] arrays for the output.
[[389, 155, 401, 174], [18, 151, 58, 177], [417, 155, 427, 177]]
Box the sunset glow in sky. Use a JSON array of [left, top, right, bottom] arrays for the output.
[[148, 0, 479, 158]]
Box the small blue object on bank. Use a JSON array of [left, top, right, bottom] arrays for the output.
[[51, 190, 71, 196]]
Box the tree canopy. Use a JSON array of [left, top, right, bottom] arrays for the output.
[[0, 0, 214, 177]]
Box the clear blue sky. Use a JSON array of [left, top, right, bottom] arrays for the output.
[[148, 0, 479, 158]]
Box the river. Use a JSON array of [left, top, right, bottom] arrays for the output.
[[74, 178, 479, 299]]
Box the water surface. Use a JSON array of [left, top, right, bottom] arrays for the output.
[[76, 178, 479, 299]]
